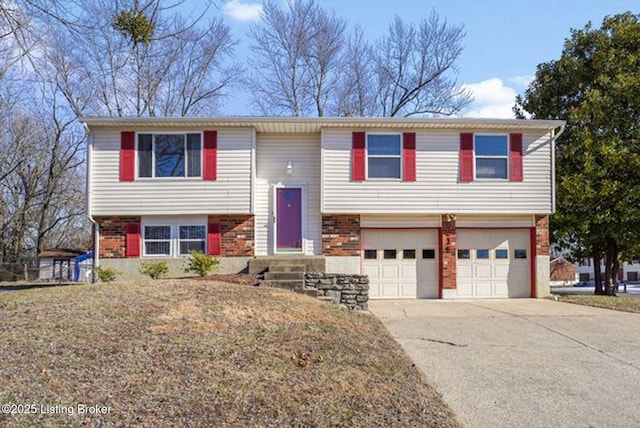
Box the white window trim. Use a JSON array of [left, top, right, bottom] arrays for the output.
[[142, 224, 172, 257], [136, 131, 203, 179], [474, 134, 509, 180], [177, 225, 208, 256], [142, 222, 207, 257], [366, 132, 403, 180]]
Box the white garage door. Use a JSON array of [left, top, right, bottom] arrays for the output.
[[456, 230, 530, 298], [362, 230, 439, 299]]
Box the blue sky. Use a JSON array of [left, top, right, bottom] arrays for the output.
[[209, 0, 639, 117]]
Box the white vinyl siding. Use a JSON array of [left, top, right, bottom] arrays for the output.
[[321, 129, 553, 214], [90, 128, 253, 215], [254, 134, 322, 256]]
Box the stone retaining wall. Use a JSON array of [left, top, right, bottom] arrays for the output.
[[305, 273, 369, 310]]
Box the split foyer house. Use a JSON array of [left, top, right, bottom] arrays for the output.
[[83, 116, 565, 299]]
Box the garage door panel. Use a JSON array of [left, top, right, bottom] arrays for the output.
[[457, 282, 474, 297], [457, 265, 473, 279], [494, 264, 510, 277], [363, 265, 378, 278], [363, 230, 438, 299], [381, 265, 400, 278], [417, 261, 439, 298], [400, 265, 417, 279], [475, 282, 493, 297], [474, 265, 492, 278], [456, 230, 530, 298], [494, 282, 509, 296]]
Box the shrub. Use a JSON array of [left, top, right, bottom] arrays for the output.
[[184, 250, 220, 277], [139, 261, 169, 279], [94, 265, 119, 283]]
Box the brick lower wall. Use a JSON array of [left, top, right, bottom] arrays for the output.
[[535, 215, 550, 256], [95, 216, 141, 258], [96, 215, 255, 258], [322, 215, 361, 256], [208, 215, 255, 257], [441, 215, 457, 290]]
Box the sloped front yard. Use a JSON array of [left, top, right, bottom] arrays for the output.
[[0, 280, 459, 427]]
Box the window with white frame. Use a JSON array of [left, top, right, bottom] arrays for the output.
[[144, 225, 172, 256], [179, 225, 206, 255], [143, 224, 206, 257], [367, 134, 401, 179], [475, 135, 508, 179], [138, 133, 201, 178]]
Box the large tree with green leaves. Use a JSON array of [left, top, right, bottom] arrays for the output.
[[516, 12, 640, 295]]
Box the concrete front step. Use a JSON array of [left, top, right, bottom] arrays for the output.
[[260, 279, 303, 290], [248, 256, 326, 274], [269, 264, 306, 273], [264, 271, 305, 281]]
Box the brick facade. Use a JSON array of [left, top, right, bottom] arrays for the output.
[[96, 215, 255, 258], [95, 216, 141, 258], [535, 215, 549, 256], [441, 215, 457, 290], [322, 215, 361, 256], [550, 258, 576, 282], [208, 215, 255, 257]]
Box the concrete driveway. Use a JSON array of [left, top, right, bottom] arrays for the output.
[[369, 299, 640, 428]]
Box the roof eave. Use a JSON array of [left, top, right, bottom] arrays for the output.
[[80, 116, 565, 133]]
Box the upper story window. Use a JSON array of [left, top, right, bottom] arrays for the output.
[[138, 133, 201, 178], [475, 135, 508, 179], [367, 134, 401, 179]]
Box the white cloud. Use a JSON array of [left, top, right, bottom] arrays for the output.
[[461, 78, 518, 119], [223, 0, 263, 22], [509, 75, 533, 88]]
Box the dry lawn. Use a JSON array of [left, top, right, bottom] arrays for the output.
[[0, 280, 459, 427], [554, 294, 640, 313]]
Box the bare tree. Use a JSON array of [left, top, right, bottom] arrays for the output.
[[331, 27, 377, 116], [249, 5, 470, 117], [373, 12, 471, 117], [0, 89, 88, 264], [248, 0, 346, 116], [42, 0, 241, 117]]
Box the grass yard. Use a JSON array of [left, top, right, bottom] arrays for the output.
[[554, 294, 640, 313], [0, 280, 459, 427]]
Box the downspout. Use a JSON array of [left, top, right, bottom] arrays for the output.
[[550, 123, 566, 214], [83, 122, 99, 282]]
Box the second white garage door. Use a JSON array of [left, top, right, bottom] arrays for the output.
[[456, 229, 530, 298], [362, 230, 439, 299]]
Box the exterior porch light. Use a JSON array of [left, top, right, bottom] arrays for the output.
[[286, 160, 293, 175]]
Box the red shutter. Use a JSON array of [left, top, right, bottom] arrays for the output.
[[120, 131, 135, 182], [509, 133, 523, 182], [207, 222, 221, 256], [351, 131, 366, 181], [460, 133, 474, 182], [203, 130, 217, 181], [125, 223, 141, 258], [402, 132, 416, 181]]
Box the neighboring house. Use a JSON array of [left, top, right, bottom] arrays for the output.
[[38, 249, 87, 281], [575, 258, 640, 283], [82, 117, 565, 299], [550, 257, 578, 285]]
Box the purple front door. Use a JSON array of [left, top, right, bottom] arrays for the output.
[[276, 188, 302, 251]]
